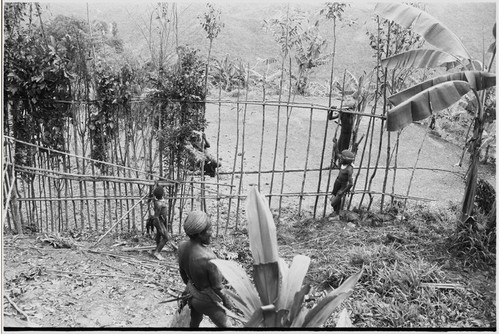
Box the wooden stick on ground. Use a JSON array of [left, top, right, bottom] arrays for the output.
[[92, 195, 148, 247], [4, 293, 30, 321]]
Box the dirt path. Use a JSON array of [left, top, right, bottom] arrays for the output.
[[3, 235, 194, 328]]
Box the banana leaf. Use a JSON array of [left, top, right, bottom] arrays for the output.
[[388, 71, 496, 106], [387, 81, 472, 131], [487, 41, 496, 54], [381, 49, 457, 69], [211, 259, 261, 315], [276, 255, 311, 312], [374, 3, 471, 60], [301, 269, 363, 327]]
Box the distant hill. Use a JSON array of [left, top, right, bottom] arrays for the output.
[[43, 2, 496, 80]]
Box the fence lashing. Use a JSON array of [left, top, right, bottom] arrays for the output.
[[4, 92, 461, 236]]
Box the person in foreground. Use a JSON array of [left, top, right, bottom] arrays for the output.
[[177, 211, 233, 327]]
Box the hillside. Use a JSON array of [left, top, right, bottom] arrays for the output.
[[42, 2, 496, 79]]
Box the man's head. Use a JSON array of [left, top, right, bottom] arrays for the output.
[[340, 150, 355, 164], [184, 211, 212, 244], [153, 186, 165, 200]]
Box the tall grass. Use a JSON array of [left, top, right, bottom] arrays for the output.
[[245, 200, 496, 328]]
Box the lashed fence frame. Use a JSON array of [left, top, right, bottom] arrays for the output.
[[4, 92, 452, 237]]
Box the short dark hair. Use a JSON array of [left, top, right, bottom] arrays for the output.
[[153, 186, 164, 199]]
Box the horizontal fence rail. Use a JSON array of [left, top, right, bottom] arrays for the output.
[[3, 95, 465, 236]]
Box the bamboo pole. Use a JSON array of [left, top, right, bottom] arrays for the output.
[[401, 124, 431, 216], [44, 154, 55, 232], [235, 63, 251, 230], [89, 162, 97, 231], [62, 155, 69, 231], [258, 76, 267, 191], [215, 72, 223, 236], [4, 136, 180, 184], [225, 87, 241, 234], [391, 131, 401, 206], [370, 21, 391, 212], [2, 164, 16, 225], [313, 102, 333, 218], [298, 107, 314, 215], [348, 113, 373, 209], [322, 70, 346, 216], [268, 4, 289, 208], [92, 194, 148, 247], [278, 57, 295, 216]]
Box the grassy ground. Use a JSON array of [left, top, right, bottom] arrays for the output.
[[272, 202, 496, 328], [2, 198, 495, 328]]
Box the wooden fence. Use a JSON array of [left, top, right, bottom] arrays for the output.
[[3, 94, 463, 236]]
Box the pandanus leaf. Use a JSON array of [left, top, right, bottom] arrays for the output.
[[253, 262, 280, 306], [277, 255, 311, 312], [381, 49, 458, 69], [246, 187, 279, 265], [246, 187, 280, 310], [246, 308, 264, 327], [224, 289, 255, 320], [387, 80, 472, 131], [336, 308, 354, 328], [210, 259, 261, 315], [389, 71, 496, 106], [374, 3, 471, 60], [288, 284, 311, 326], [301, 269, 363, 328]]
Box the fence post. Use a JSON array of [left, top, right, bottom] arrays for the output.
[[10, 181, 23, 235]]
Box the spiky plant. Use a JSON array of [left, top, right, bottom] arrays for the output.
[[211, 187, 362, 327]]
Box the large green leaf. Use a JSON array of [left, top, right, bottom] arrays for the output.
[[246, 187, 279, 265], [336, 308, 354, 328], [290, 305, 309, 327], [381, 49, 457, 69], [302, 269, 363, 327], [388, 71, 496, 106], [276, 255, 311, 312], [387, 80, 472, 131], [246, 308, 264, 327], [253, 262, 280, 307], [224, 290, 254, 319], [211, 259, 261, 314], [374, 3, 471, 60], [288, 284, 311, 326]]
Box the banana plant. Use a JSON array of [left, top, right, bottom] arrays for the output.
[[211, 187, 362, 327], [374, 3, 473, 70], [375, 3, 497, 221], [386, 71, 496, 131]]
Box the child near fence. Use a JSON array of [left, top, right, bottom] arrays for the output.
[[330, 150, 355, 216]]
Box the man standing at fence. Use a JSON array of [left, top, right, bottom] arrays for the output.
[[329, 105, 355, 167], [177, 211, 233, 327]]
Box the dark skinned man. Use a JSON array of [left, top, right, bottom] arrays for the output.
[[177, 211, 233, 327]]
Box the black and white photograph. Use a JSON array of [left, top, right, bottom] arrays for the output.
[[2, 0, 497, 329]]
